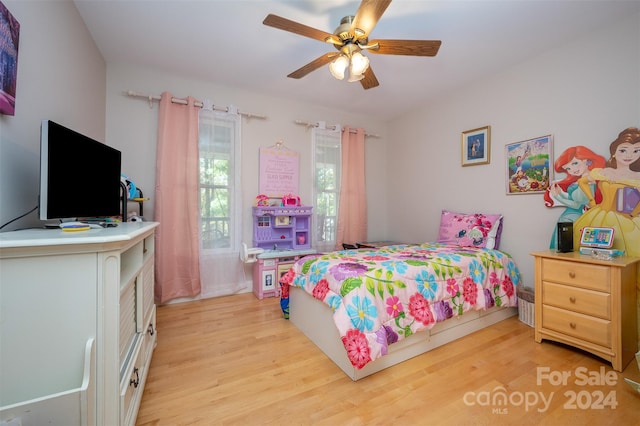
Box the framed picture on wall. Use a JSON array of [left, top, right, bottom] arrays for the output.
[[461, 126, 491, 166], [0, 2, 20, 116], [505, 134, 553, 195]]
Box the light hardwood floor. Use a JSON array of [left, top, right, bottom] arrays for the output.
[[137, 293, 640, 426]]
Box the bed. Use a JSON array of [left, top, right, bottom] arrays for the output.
[[279, 211, 523, 380]]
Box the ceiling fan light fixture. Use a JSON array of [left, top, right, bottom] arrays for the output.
[[347, 72, 365, 83], [263, 5, 442, 90], [350, 51, 370, 76], [329, 54, 349, 80]]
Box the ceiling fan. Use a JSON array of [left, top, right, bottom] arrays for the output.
[[263, 0, 441, 90]]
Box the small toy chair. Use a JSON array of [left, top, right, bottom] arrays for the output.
[[240, 242, 264, 263]]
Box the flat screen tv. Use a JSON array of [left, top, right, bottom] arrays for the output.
[[39, 120, 122, 221]]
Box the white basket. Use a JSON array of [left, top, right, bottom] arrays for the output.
[[518, 298, 534, 327]]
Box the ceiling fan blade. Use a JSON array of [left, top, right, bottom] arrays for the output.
[[360, 66, 379, 90], [263, 14, 341, 45], [368, 39, 442, 56], [351, 0, 392, 38], [287, 53, 339, 79]]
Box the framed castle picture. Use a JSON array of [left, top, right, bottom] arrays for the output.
[[505, 134, 553, 195]]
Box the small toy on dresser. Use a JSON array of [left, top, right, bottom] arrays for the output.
[[281, 193, 300, 206], [578, 226, 624, 259], [255, 194, 270, 206]]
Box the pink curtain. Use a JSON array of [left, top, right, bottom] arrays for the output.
[[154, 92, 201, 303], [335, 126, 367, 249]]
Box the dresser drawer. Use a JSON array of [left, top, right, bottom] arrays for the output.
[[141, 305, 157, 366], [542, 282, 610, 319], [541, 258, 610, 292], [542, 305, 611, 347], [120, 335, 145, 426]]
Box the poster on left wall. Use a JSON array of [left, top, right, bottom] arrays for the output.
[[0, 1, 20, 116], [259, 143, 299, 198]]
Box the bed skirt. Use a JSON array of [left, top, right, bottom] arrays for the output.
[[289, 285, 517, 381]]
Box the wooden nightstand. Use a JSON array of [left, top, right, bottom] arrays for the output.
[[531, 251, 639, 372]]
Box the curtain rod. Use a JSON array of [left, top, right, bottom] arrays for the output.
[[294, 119, 380, 138], [126, 90, 267, 120]]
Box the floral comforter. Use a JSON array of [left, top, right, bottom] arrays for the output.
[[280, 243, 521, 370]]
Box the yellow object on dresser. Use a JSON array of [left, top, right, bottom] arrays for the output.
[[532, 251, 638, 372]]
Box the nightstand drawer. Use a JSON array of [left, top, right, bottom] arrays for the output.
[[542, 305, 611, 347], [541, 258, 610, 292], [542, 282, 610, 319]]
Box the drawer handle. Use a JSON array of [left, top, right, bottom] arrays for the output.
[[569, 322, 576, 329], [147, 323, 155, 336], [568, 272, 576, 278], [130, 367, 140, 388], [569, 297, 576, 304]]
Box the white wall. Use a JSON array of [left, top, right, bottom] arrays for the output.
[[386, 12, 640, 287], [3, 2, 637, 295], [0, 0, 106, 231], [105, 63, 390, 246]]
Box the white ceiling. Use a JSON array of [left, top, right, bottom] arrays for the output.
[[74, 0, 640, 121]]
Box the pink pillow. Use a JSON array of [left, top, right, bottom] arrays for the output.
[[437, 210, 503, 249]]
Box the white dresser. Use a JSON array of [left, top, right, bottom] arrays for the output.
[[0, 222, 158, 426]]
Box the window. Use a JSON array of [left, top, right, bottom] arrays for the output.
[[312, 127, 341, 252], [198, 110, 241, 252]]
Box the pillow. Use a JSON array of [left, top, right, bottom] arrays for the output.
[[437, 210, 503, 249]]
